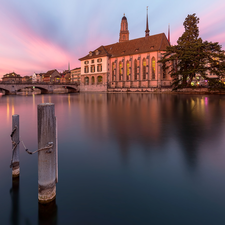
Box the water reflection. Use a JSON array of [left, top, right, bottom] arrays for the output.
[[2, 93, 225, 225], [10, 177, 20, 225], [105, 94, 225, 169], [38, 200, 58, 225]]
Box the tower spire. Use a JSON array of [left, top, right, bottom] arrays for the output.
[[168, 24, 170, 45], [119, 14, 129, 42], [145, 6, 150, 37]]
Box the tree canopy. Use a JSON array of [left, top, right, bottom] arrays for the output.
[[160, 13, 225, 90]]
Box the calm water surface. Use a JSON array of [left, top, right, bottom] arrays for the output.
[[0, 93, 225, 225]]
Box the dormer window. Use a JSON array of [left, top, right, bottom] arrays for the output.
[[89, 51, 93, 56], [95, 50, 100, 55], [135, 49, 139, 52], [150, 46, 154, 49]]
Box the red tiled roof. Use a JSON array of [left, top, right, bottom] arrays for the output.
[[79, 33, 170, 61], [3, 72, 21, 78], [44, 69, 59, 77]]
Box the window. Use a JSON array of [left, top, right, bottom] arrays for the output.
[[126, 60, 129, 80], [163, 69, 166, 79], [97, 64, 102, 72], [85, 77, 89, 85], [134, 59, 137, 80], [91, 76, 95, 85], [119, 61, 122, 81], [84, 61, 89, 64], [97, 76, 103, 84], [91, 60, 94, 63], [97, 58, 102, 62], [84, 66, 89, 73], [143, 58, 146, 80], [152, 57, 156, 80], [112, 62, 115, 81], [91, 65, 95, 73]]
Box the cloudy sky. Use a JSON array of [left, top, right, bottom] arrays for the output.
[[0, 0, 224, 78]]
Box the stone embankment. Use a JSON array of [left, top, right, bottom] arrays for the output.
[[108, 87, 225, 94]]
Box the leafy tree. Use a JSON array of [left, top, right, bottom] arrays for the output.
[[160, 13, 225, 90]]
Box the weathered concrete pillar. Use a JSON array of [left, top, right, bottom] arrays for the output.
[[11, 115, 20, 177], [38, 103, 57, 204]]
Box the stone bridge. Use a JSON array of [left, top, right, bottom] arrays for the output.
[[0, 83, 79, 95]]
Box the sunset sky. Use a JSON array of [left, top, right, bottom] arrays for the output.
[[0, 0, 224, 78]]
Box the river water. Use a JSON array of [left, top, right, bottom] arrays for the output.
[[0, 93, 225, 225]]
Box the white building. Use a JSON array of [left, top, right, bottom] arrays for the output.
[[32, 72, 37, 83]]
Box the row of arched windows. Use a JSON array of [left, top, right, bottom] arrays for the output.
[[84, 76, 103, 85], [112, 57, 156, 81]]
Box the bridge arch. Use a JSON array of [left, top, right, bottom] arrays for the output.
[[0, 87, 10, 95], [62, 85, 79, 93], [17, 85, 49, 94]]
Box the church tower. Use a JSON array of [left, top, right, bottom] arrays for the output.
[[119, 14, 129, 42]]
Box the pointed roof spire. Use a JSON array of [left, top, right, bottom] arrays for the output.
[[168, 24, 170, 45], [145, 6, 150, 37], [68, 62, 70, 71]]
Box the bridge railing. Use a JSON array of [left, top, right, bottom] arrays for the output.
[[0, 81, 79, 86]]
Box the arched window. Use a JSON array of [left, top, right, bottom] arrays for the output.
[[143, 58, 146, 80], [119, 61, 122, 81], [91, 76, 95, 85], [112, 62, 115, 81], [97, 76, 103, 84], [85, 77, 89, 85], [152, 57, 156, 80], [126, 60, 129, 80], [134, 59, 137, 80]]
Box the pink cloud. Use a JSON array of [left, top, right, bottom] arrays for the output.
[[0, 9, 79, 77]]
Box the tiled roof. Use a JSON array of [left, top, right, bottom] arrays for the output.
[[79, 33, 170, 61], [44, 69, 59, 77], [3, 72, 21, 78], [71, 67, 81, 71]]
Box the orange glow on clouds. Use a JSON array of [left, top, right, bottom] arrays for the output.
[[0, 8, 79, 77], [0, 0, 224, 78]]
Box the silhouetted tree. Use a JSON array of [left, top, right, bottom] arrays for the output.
[[160, 13, 225, 90]]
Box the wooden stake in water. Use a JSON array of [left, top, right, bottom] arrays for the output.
[[38, 103, 58, 204], [11, 115, 20, 177]]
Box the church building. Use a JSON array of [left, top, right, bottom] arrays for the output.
[[79, 10, 172, 92]]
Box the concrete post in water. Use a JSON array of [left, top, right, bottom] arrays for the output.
[[38, 103, 58, 204], [11, 115, 20, 177]]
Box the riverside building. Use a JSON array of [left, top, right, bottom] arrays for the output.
[[79, 10, 172, 92]]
